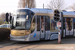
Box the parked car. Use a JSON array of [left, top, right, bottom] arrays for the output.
[[0, 24, 11, 28]]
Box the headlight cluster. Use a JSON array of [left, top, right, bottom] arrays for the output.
[[10, 34, 29, 39], [10, 35, 25, 39], [24, 35, 29, 39]]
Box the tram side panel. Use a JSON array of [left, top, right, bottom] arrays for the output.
[[50, 9, 61, 40], [49, 19, 59, 40], [25, 16, 40, 41], [51, 12, 75, 38], [73, 18, 75, 37], [62, 11, 75, 37], [26, 15, 60, 41]]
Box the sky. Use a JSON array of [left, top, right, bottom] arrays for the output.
[[0, 0, 75, 13]]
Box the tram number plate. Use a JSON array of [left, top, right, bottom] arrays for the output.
[[57, 22, 61, 27]]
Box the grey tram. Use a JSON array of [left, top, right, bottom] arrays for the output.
[[10, 8, 75, 41]]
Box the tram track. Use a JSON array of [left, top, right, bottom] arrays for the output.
[[0, 41, 18, 48], [0, 38, 75, 50], [10, 41, 42, 50], [0, 40, 54, 50]]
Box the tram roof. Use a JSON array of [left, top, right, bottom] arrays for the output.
[[63, 11, 75, 17], [17, 8, 54, 17]]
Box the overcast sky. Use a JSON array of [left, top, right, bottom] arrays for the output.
[[0, 0, 75, 13]]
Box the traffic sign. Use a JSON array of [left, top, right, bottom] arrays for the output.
[[57, 22, 61, 27]]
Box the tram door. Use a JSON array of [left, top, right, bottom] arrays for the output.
[[40, 16, 45, 39], [65, 18, 73, 36], [73, 18, 75, 36], [37, 16, 46, 40]]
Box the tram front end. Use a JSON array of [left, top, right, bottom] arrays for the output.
[[10, 9, 34, 41]]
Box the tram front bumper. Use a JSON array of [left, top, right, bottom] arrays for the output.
[[10, 34, 26, 41], [10, 39, 25, 41]]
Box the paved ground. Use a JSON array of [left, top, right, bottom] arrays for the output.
[[0, 38, 75, 50]]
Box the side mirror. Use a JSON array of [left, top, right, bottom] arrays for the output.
[[26, 15, 29, 21], [31, 12, 34, 15]]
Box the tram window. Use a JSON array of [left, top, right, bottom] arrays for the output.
[[45, 16, 50, 30], [66, 18, 72, 31], [37, 16, 40, 31], [11, 18, 15, 29], [50, 19, 58, 30], [63, 18, 65, 29], [73, 18, 75, 29], [31, 17, 35, 33], [41, 16, 44, 31], [28, 10, 34, 22]]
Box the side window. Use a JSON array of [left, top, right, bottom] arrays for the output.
[[63, 18, 65, 29], [73, 18, 75, 29], [45, 16, 50, 30], [31, 17, 35, 33], [50, 19, 58, 30], [25, 17, 31, 30], [37, 16, 40, 31], [28, 10, 34, 22], [66, 18, 72, 31]]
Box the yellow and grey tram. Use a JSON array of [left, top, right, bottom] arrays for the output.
[[10, 8, 75, 41], [10, 8, 60, 41]]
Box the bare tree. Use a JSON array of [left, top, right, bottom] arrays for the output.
[[18, 0, 36, 8], [69, 3, 75, 11], [0, 18, 4, 25], [0, 13, 6, 19], [47, 0, 65, 10], [0, 13, 6, 25]]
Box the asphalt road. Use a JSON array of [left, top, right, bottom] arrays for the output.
[[0, 38, 75, 50]]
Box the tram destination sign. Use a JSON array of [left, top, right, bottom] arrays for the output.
[[57, 22, 61, 27]]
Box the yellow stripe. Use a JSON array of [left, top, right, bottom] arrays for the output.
[[50, 30, 59, 32], [11, 30, 30, 36]]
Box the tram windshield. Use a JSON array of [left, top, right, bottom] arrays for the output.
[[12, 9, 34, 30]]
